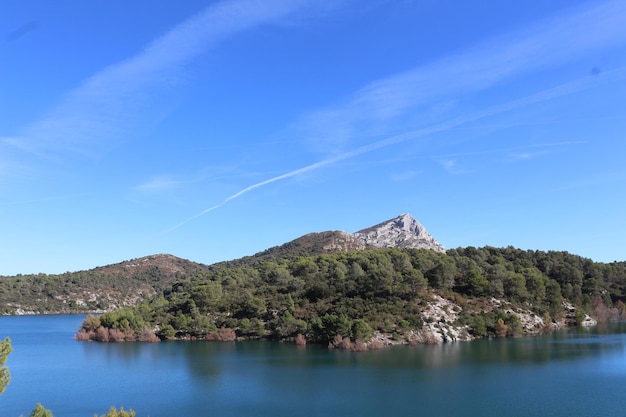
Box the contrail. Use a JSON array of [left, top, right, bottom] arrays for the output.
[[166, 159, 334, 232], [167, 67, 625, 232]]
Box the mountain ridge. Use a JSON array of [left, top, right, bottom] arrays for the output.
[[238, 213, 444, 264], [0, 213, 441, 314]]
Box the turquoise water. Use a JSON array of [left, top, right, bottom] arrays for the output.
[[1, 315, 625, 417]]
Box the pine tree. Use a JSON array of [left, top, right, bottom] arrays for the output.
[[0, 337, 11, 395]]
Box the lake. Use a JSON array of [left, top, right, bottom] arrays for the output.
[[1, 315, 625, 417]]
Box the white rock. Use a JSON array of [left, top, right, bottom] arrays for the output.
[[353, 213, 445, 252]]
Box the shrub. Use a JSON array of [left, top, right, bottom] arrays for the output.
[[294, 334, 306, 346], [217, 327, 236, 342], [97, 406, 136, 417], [137, 327, 160, 343], [108, 329, 126, 342], [495, 319, 508, 338], [29, 403, 53, 417], [369, 338, 384, 349], [469, 315, 487, 337], [96, 326, 110, 342], [352, 339, 368, 351], [157, 324, 176, 340], [351, 319, 373, 342], [74, 330, 93, 341]]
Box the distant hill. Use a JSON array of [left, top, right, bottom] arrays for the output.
[[3, 213, 626, 346], [93, 253, 208, 280], [0, 254, 209, 314], [77, 246, 626, 346], [244, 230, 366, 259], [1, 213, 442, 314]]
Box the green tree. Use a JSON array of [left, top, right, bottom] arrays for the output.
[[546, 279, 563, 320], [157, 323, 176, 340], [426, 258, 456, 290], [403, 269, 428, 296], [97, 407, 136, 417], [466, 269, 489, 296], [469, 315, 487, 337], [503, 272, 528, 301], [0, 336, 11, 395], [29, 403, 53, 417], [81, 314, 102, 332], [318, 313, 352, 341], [351, 319, 373, 341], [273, 312, 307, 338], [524, 269, 546, 302]]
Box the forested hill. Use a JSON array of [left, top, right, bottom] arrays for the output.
[[0, 213, 444, 315], [0, 254, 209, 314], [76, 246, 626, 347], [214, 231, 368, 268], [3, 212, 626, 348]]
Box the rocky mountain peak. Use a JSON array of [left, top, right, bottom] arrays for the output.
[[353, 213, 445, 252]]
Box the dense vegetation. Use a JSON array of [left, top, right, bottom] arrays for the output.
[[23, 404, 136, 417], [0, 255, 208, 314], [5, 246, 625, 414], [0, 337, 10, 395], [77, 247, 626, 345]]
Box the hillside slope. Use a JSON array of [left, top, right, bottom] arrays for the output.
[[4, 213, 442, 314], [0, 254, 209, 314], [77, 247, 626, 347]]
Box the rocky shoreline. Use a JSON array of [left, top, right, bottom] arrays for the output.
[[68, 290, 606, 351]]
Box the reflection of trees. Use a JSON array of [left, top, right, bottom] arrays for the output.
[[180, 324, 626, 378], [81, 339, 224, 382], [180, 342, 229, 379], [346, 322, 626, 371], [82, 339, 146, 364], [79, 323, 625, 394]]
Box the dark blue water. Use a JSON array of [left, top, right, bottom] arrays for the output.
[[1, 315, 625, 417]]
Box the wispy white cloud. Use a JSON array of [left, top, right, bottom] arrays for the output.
[[1, 0, 327, 159], [434, 141, 580, 159], [135, 175, 186, 194], [297, 0, 626, 154], [169, 67, 622, 231], [436, 159, 472, 175], [531, 140, 586, 148], [559, 170, 626, 190], [0, 193, 91, 207], [509, 152, 539, 161], [433, 140, 586, 165], [390, 170, 421, 182], [133, 163, 284, 199], [507, 141, 586, 162]]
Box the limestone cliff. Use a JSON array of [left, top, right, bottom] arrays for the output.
[[353, 213, 445, 252]]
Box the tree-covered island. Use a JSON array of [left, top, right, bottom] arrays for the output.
[[71, 246, 626, 349]]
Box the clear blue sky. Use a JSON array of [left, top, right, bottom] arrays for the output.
[[1, 0, 625, 275]]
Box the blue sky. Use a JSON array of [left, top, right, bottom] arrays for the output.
[[1, 0, 625, 275]]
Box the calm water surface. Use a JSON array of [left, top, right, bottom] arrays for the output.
[[1, 315, 625, 417]]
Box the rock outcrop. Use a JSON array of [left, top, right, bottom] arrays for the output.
[[353, 213, 445, 252], [249, 213, 445, 260]]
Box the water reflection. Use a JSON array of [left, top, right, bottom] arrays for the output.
[[2, 316, 625, 417], [76, 322, 626, 383], [352, 322, 626, 372]]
